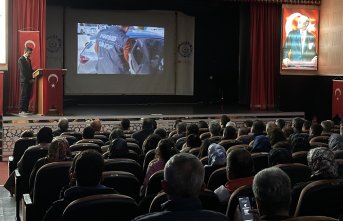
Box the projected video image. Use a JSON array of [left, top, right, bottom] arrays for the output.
[[77, 23, 164, 74], [281, 7, 319, 70]]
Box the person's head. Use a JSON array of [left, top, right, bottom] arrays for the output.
[[220, 115, 230, 128], [156, 138, 176, 162], [186, 123, 199, 136], [48, 137, 70, 162], [37, 127, 53, 144], [328, 133, 343, 151], [197, 120, 208, 129], [142, 118, 153, 131], [109, 128, 125, 142], [177, 122, 187, 134], [237, 127, 250, 136], [307, 147, 337, 178], [120, 119, 130, 130], [21, 129, 34, 138], [90, 119, 102, 132], [321, 120, 334, 133], [244, 120, 253, 128], [207, 143, 226, 166], [24, 47, 33, 58], [253, 167, 291, 216], [251, 120, 265, 135], [57, 117, 69, 131], [282, 125, 294, 138], [292, 117, 304, 133], [209, 120, 221, 136], [309, 123, 323, 137], [275, 119, 286, 129], [142, 134, 161, 153], [173, 119, 182, 130], [120, 25, 129, 32], [226, 148, 253, 180], [162, 153, 204, 200], [82, 126, 95, 139], [109, 137, 128, 157], [186, 134, 201, 148], [269, 127, 286, 146], [225, 121, 237, 129], [302, 120, 311, 133], [223, 126, 237, 140], [297, 15, 310, 31], [154, 128, 167, 139], [74, 149, 104, 186], [266, 121, 278, 137], [268, 148, 292, 166]]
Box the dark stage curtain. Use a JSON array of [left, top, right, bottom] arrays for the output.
[[249, 3, 281, 111], [224, 0, 320, 5], [7, 0, 46, 113]]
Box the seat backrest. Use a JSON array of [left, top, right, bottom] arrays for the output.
[[310, 142, 328, 149], [334, 150, 343, 159], [104, 158, 143, 183], [283, 216, 338, 221], [251, 152, 269, 173], [294, 179, 343, 218], [200, 156, 209, 166], [274, 163, 311, 186], [127, 142, 142, 155], [62, 194, 138, 221], [69, 143, 101, 153], [226, 144, 252, 154], [60, 131, 82, 141], [102, 171, 140, 201], [309, 136, 330, 144], [292, 151, 308, 165], [189, 147, 201, 156], [10, 137, 37, 173], [226, 185, 254, 220], [143, 149, 156, 175], [76, 138, 105, 147], [59, 134, 77, 146], [32, 161, 72, 221], [335, 159, 343, 179], [236, 135, 254, 145], [93, 134, 109, 144], [95, 130, 110, 138], [126, 137, 139, 145], [200, 132, 211, 140], [218, 139, 243, 151], [145, 170, 164, 196], [207, 167, 227, 191]]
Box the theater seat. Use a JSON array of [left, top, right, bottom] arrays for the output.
[[292, 151, 308, 165], [251, 152, 269, 173], [207, 167, 227, 191], [274, 163, 311, 187], [283, 216, 338, 221], [309, 136, 330, 144], [334, 150, 343, 159], [76, 138, 105, 147], [294, 179, 343, 218], [103, 158, 144, 184], [145, 170, 164, 196], [62, 194, 138, 221], [60, 131, 82, 141], [69, 143, 102, 153], [226, 185, 254, 220]]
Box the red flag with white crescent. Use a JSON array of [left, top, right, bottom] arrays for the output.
[[332, 80, 343, 119]]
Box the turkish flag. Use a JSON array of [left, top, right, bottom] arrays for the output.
[[18, 31, 41, 112], [332, 80, 343, 119]]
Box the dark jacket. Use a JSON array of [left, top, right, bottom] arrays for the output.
[[18, 55, 34, 83]]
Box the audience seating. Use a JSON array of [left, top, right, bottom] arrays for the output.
[[142, 149, 156, 175], [207, 167, 227, 191], [226, 185, 254, 220], [104, 158, 144, 184], [309, 136, 330, 144], [334, 150, 343, 159], [200, 156, 209, 166], [145, 170, 164, 196], [189, 147, 201, 156], [294, 179, 343, 218], [283, 216, 338, 221], [76, 138, 105, 147], [251, 152, 269, 173], [310, 142, 328, 148], [8, 137, 37, 175], [335, 159, 343, 179], [60, 131, 82, 141], [22, 161, 72, 221], [102, 171, 140, 201], [62, 194, 138, 221], [292, 151, 308, 165], [274, 163, 311, 187], [199, 128, 209, 134], [218, 139, 243, 151], [126, 137, 139, 145], [93, 134, 109, 144], [127, 142, 142, 155], [200, 132, 211, 140], [236, 135, 254, 145], [58, 134, 77, 146], [69, 143, 102, 153], [94, 130, 110, 138], [226, 144, 252, 153]]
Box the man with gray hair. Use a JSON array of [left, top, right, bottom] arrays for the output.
[[133, 153, 229, 221], [252, 167, 291, 220], [53, 117, 72, 136]]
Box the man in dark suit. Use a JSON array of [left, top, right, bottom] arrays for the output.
[[18, 47, 34, 115], [282, 15, 317, 68]]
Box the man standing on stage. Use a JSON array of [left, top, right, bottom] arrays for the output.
[[18, 47, 34, 115]]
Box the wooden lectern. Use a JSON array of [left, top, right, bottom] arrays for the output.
[[33, 69, 66, 116]]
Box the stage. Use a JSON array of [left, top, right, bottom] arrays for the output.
[[1, 103, 304, 160]]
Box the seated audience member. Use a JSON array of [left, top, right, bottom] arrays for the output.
[[328, 133, 343, 151], [290, 147, 338, 214], [220, 115, 230, 129], [225, 121, 237, 129], [302, 120, 311, 134], [132, 118, 154, 148], [244, 119, 253, 128], [236, 127, 254, 144], [181, 134, 202, 153], [44, 149, 116, 221], [142, 134, 162, 154], [53, 118, 71, 136], [21, 129, 35, 138], [204, 143, 226, 184], [120, 118, 131, 132], [198, 139, 214, 159], [214, 148, 254, 203], [250, 120, 271, 153], [198, 120, 209, 129], [90, 119, 102, 133], [275, 118, 286, 129], [252, 167, 291, 220], [266, 121, 278, 138], [80, 126, 95, 140], [321, 120, 334, 136], [107, 137, 129, 158], [4, 127, 53, 194], [268, 148, 292, 166], [154, 128, 167, 139], [308, 123, 323, 140], [143, 139, 177, 190], [29, 137, 72, 193], [282, 125, 294, 139], [171, 122, 187, 143], [133, 153, 229, 221], [222, 126, 237, 140], [176, 123, 199, 150], [208, 120, 222, 143], [109, 128, 125, 142], [269, 127, 287, 146], [289, 117, 310, 152]]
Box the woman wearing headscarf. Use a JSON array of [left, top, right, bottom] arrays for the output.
[[29, 137, 72, 193], [290, 147, 338, 215], [204, 143, 226, 184], [107, 137, 129, 158], [328, 133, 343, 151]]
